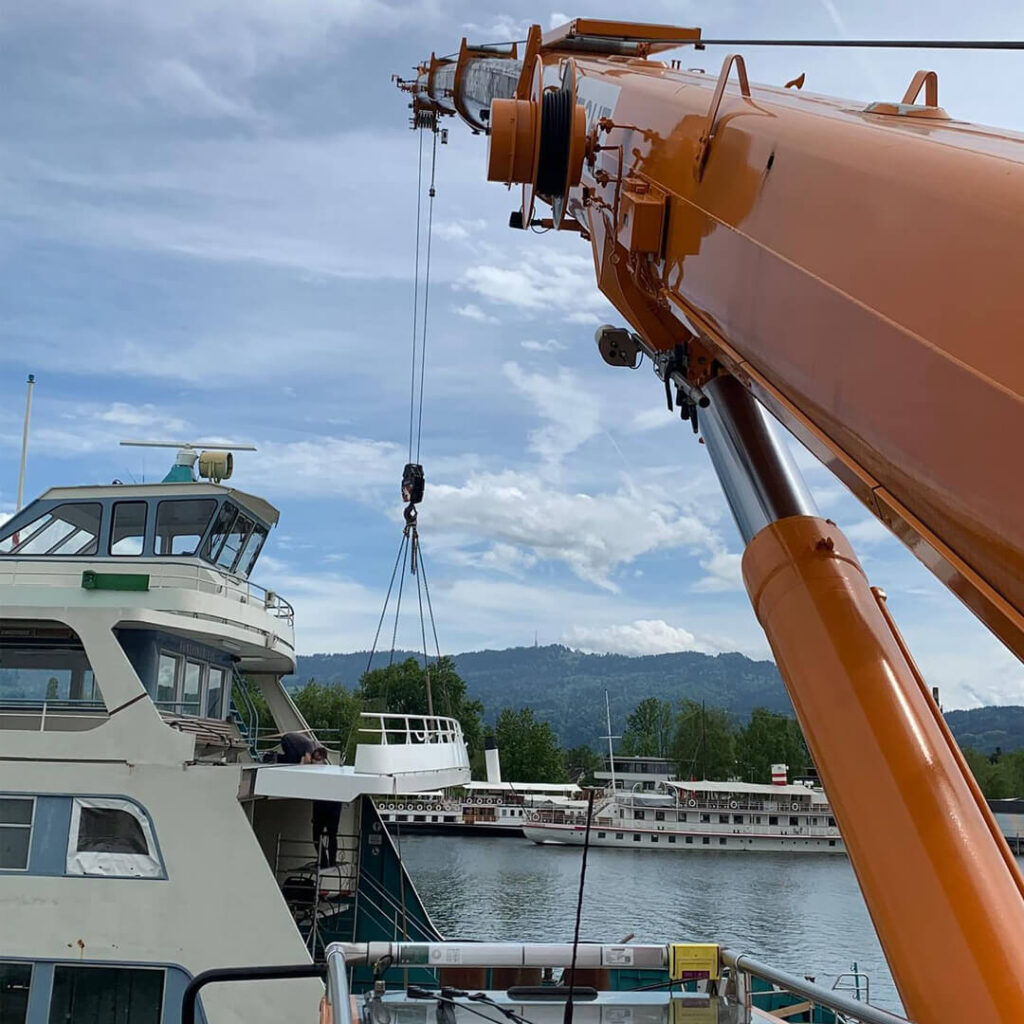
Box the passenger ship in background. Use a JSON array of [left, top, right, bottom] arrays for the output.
[[524, 763, 845, 853], [374, 737, 586, 835], [0, 443, 470, 1024]]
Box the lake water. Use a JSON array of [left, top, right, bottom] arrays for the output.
[[398, 834, 902, 1014]]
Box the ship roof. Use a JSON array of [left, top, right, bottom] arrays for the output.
[[38, 482, 280, 527], [667, 779, 823, 797], [462, 780, 581, 793]]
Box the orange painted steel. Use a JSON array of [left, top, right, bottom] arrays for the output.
[[399, 21, 1024, 1023], [743, 516, 1024, 1022]]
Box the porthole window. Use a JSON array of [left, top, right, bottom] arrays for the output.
[[66, 798, 163, 878]]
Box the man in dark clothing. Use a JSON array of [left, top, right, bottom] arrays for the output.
[[280, 731, 317, 764], [310, 746, 341, 868]]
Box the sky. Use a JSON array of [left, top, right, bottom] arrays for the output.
[[0, 1, 1021, 709]]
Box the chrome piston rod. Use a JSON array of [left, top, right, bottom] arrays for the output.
[[699, 375, 818, 542]]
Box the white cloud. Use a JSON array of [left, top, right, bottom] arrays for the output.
[[95, 402, 189, 434], [429, 470, 718, 590], [243, 436, 400, 497], [629, 406, 676, 433], [520, 338, 565, 352], [502, 362, 601, 463], [459, 249, 612, 321], [453, 303, 498, 324], [434, 220, 487, 243], [843, 517, 893, 547], [693, 550, 744, 593], [564, 619, 717, 656]]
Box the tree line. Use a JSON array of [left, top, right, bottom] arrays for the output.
[[256, 658, 1021, 798]]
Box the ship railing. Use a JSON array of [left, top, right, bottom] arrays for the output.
[[356, 867, 439, 942], [0, 697, 108, 732], [0, 558, 295, 627], [357, 712, 465, 747], [322, 942, 910, 1024]]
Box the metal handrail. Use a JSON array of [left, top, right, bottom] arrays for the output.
[[720, 948, 910, 1024], [325, 945, 353, 1024], [357, 712, 465, 746], [0, 557, 295, 626], [230, 668, 261, 755]]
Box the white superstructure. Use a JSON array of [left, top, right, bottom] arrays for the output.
[[523, 769, 845, 853], [0, 451, 470, 1024]]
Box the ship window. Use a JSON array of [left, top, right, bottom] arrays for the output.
[[597, 832, 606, 839], [396, 815, 408, 822], [733, 815, 743, 824], [700, 814, 710, 824], [789, 816, 799, 826], [66, 798, 162, 878], [237, 522, 268, 577], [719, 837, 727, 845], [109, 502, 147, 556], [154, 498, 217, 556], [769, 816, 778, 826], [668, 835, 676, 844], [0, 962, 32, 1023], [216, 513, 253, 572], [156, 654, 178, 705], [702, 837, 710, 845], [718, 814, 729, 824], [829, 839, 836, 847], [655, 811, 665, 821], [413, 815, 426, 822], [635, 810, 645, 820], [651, 835, 658, 843], [0, 502, 102, 557], [0, 797, 34, 870], [685, 837, 693, 844], [828, 817, 836, 827], [48, 965, 164, 1024], [181, 662, 202, 715], [206, 666, 225, 718], [202, 503, 237, 563], [615, 833, 623, 840], [632, 833, 641, 842]]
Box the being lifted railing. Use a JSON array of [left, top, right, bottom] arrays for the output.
[[357, 712, 465, 746]]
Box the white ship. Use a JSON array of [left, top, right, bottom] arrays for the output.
[[375, 737, 585, 835], [523, 764, 845, 853], [0, 443, 471, 1024]]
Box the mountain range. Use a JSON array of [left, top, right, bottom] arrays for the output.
[[287, 644, 1023, 753]]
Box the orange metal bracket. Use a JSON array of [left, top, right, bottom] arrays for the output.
[[902, 69, 939, 106], [694, 54, 751, 181]]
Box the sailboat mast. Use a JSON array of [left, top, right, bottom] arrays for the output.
[[604, 691, 617, 790]]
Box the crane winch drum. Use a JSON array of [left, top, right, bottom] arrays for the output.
[[487, 57, 587, 228]]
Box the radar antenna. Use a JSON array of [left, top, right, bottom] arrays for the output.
[[119, 439, 257, 484]]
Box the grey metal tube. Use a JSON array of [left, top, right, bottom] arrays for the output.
[[700, 375, 818, 543], [325, 944, 353, 1024], [721, 948, 912, 1024], [416, 58, 521, 128]]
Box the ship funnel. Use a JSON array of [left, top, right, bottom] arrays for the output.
[[770, 763, 789, 786], [485, 736, 502, 784]]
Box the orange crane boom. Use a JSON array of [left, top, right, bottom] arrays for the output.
[[397, 19, 1024, 1024]]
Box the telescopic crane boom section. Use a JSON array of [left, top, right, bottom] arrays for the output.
[[397, 18, 1024, 1024]]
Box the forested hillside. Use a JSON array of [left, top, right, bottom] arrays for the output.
[[288, 644, 790, 748], [287, 646, 1023, 755]]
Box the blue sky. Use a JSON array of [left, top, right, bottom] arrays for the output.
[[1, 1, 1021, 708]]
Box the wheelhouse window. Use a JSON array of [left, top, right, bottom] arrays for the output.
[[0, 503, 101, 556], [216, 513, 253, 572], [66, 798, 162, 877], [0, 962, 32, 1023], [237, 521, 268, 577], [154, 498, 216, 556], [48, 965, 164, 1024], [0, 797, 34, 870], [202, 503, 236, 563], [109, 502, 147, 556]]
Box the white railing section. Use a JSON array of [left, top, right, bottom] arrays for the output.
[[0, 558, 294, 626], [354, 713, 470, 779], [357, 712, 465, 747], [0, 699, 108, 732]]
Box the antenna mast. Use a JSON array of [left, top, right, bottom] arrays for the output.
[[601, 691, 620, 790], [15, 374, 35, 512]]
